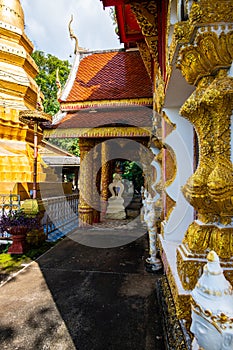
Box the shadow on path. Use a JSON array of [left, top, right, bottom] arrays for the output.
[[0, 233, 165, 350]]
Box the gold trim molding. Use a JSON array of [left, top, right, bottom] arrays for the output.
[[158, 238, 191, 321], [177, 243, 233, 291], [137, 41, 152, 77], [60, 98, 153, 111], [44, 126, 151, 139], [182, 221, 233, 260], [131, 1, 158, 60]]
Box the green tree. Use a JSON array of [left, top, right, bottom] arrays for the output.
[[48, 138, 80, 157], [32, 50, 71, 115], [32, 51, 80, 156], [122, 161, 144, 193]]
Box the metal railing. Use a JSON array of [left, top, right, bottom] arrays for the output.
[[0, 194, 21, 240], [0, 193, 79, 240], [0, 193, 21, 216], [41, 194, 79, 238]]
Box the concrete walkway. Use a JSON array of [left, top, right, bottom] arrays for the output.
[[0, 230, 165, 349]]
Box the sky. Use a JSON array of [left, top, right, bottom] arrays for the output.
[[21, 0, 123, 61]]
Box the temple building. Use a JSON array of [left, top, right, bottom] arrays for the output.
[[45, 47, 154, 226], [3, 0, 232, 347], [96, 0, 233, 347], [0, 0, 77, 199], [45, 0, 233, 346]]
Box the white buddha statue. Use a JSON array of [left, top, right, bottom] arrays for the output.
[[191, 251, 233, 350], [106, 173, 126, 219]]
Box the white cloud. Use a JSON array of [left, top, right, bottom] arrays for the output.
[[21, 0, 123, 61]]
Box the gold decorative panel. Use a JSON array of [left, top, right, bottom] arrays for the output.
[[131, 1, 158, 60]]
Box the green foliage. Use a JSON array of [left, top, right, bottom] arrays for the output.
[[32, 50, 80, 155], [32, 50, 71, 115], [48, 138, 80, 157], [0, 241, 57, 274], [0, 253, 30, 272], [122, 161, 144, 193], [109, 7, 118, 35]]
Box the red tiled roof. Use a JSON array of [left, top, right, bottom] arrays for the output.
[[65, 50, 152, 103], [56, 106, 152, 128]]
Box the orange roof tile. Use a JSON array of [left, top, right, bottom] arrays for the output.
[[56, 106, 152, 129], [65, 50, 152, 103]]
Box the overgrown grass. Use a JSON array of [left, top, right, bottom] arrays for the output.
[[0, 241, 58, 278]]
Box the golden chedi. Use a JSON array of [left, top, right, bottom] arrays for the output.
[[0, 0, 57, 197]]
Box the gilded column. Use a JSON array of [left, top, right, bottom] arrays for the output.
[[100, 141, 111, 218], [78, 138, 94, 227], [92, 140, 101, 223], [175, 2, 233, 290]]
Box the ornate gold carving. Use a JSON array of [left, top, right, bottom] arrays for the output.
[[177, 31, 233, 86], [154, 66, 165, 113], [177, 247, 208, 291], [164, 146, 177, 188], [101, 142, 112, 204], [165, 193, 176, 221], [177, 243, 233, 290], [78, 138, 94, 227], [44, 126, 151, 139], [131, 1, 158, 60], [180, 76, 216, 222], [174, 22, 192, 44], [131, 1, 157, 36], [189, 0, 233, 24], [137, 41, 152, 77], [183, 222, 214, 254], [188, 2, 202, 24], [60, 97, 153, 111], [180, 70, 233, 225], [211, 226, 233, 260], [92, 141, 101, 223]]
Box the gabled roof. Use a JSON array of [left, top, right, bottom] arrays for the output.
[[60, 49, 152, 110]]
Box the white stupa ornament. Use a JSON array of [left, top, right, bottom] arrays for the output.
[[191, 251, 233, 350]]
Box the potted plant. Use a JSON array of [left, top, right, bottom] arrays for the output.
[[0, 210, 41, 254]]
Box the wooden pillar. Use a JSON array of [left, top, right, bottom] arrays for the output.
[[78, 138, 94, 227], [100, 141, 112, 219], [92, 140, 101, 223]]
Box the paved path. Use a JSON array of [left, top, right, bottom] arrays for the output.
[[0, 230, 165, 350]]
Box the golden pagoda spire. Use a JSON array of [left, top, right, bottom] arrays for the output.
[[0, 0, 24, 30]]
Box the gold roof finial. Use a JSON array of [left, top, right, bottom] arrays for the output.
[[68, 14, 79, 55], [68, 14, 87, 55]]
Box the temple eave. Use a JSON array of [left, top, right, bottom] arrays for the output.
[[44, 126, 152, 139], [60, 98, 153, 111]]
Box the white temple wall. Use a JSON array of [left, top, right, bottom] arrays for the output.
[[162, 107, 194, 242]]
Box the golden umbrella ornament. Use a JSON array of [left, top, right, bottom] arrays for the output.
[[19, 109, 52, 199]]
